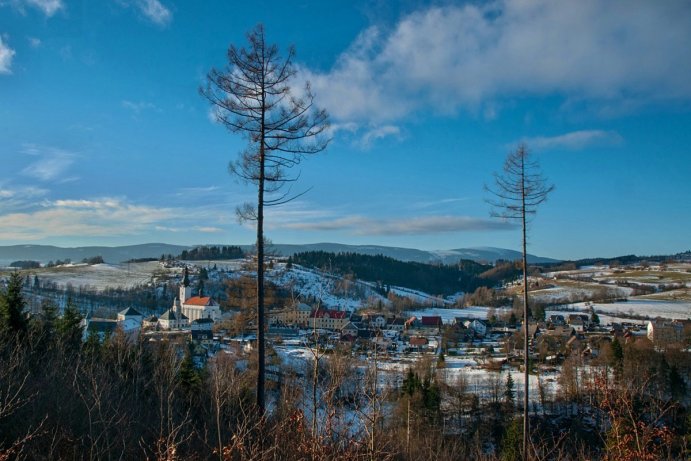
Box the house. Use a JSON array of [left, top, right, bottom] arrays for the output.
[[568, 314, 589, 332], [191, 317, 214, 331], [369, 315, 387, 329], [647, 318, 684, 344], [341, 321, 359, 338], [465, 319, 487, 337], [420, 316, 443, 332], [191, 329, 214, 345], [81, 318, 118, 341], [308, 308, 350, 331], [545, 325, 576, 338], [117, 307, 143, 325], [118, 318, 141, 340], [520, 322, 542, 340], [82, 310, 141, 342], [269, 302, 312, 327], [143, 315, 158, 329], [386, 317, 407, 332], [408, 336, 429, 351]]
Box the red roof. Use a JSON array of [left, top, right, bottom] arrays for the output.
[[310, 308, 348, 319], [409, 336, 428, 346], [184, 296, 216, 306], [421, 316, 442, 326]]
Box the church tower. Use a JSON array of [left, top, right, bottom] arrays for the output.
[[179, 266, 193, 302]]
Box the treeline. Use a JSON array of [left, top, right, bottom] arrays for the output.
[[291, 251, 497, 295], [179, 245, 244, 261], [543, 250, 691, 270], [9, 260, 41, 269]]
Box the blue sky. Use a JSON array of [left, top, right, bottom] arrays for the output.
[[1, 0, 690, 260]]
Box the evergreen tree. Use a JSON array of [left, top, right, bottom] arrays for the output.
[[590, 307, 600, 325], [56, 298, 83, 349], [179, 344, 203, 395], [504, 373, 516, 407], [0, 271, 28, 334]]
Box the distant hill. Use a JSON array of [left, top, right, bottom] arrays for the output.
[[431, 247, 559, 264], [0, 243, 190, 266], [0, 242, 558, 266], [259, 243, 559, 264]]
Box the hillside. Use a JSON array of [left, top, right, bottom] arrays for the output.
[[0, 242, 557, 266], [249, 242, 558, 264], [0, 243, 190, 266], [290, 251, 504, 296]]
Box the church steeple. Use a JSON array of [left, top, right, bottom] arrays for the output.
[[179, 266, 193, 302], [182, 266, 190, 287]]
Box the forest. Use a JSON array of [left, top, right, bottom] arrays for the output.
[[290, 251, 515, 296], [178, 246, 245, 261]]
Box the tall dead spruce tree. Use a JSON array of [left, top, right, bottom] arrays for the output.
[[486, 144, 553, 461], [201, 25, 330, 412]]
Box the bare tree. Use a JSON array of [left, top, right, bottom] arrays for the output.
[[486, 144, 553, 460], [201, 25, 330, 412]]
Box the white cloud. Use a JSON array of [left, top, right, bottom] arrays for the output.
[[0, 185, 47, 212], [0, 197, 174, 240], [194, 226, 223, 233], [304, 1, 691, 124], [281, 214, 514, 235], [359, 125, 401, 148], [1, 0, 63, 16], [137, 0, 172, 26], [122, 99, 159, 115], [27, 36, 41, 47], [113, 0, 171, 26], [20, 144, 77, 181], [25, 0, 62, 16], [0, 37, 15, 74], [523, 130, 624, 151]]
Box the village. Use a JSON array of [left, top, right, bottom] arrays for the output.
[[78, 261, 691, 390]]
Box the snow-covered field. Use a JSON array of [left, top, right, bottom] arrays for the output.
[[548, 299, 691, 323], [531, 285, 632, 304], [30, 261, 167, 290], [592, 299, 690, 320]]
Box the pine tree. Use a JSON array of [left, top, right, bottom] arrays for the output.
[[0, 271, 28, 334], [504, 373, 516, 407], [56, 298, 83, 349]]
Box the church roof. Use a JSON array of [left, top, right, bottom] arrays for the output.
[[160, 309, 188, 321], [184, 296, 217, 307]]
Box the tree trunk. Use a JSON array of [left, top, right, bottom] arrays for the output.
[[256, 97, 266, 413], [522, 161, 530, 461]]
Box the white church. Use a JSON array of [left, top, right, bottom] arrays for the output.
[[157, 268, 221, 330]]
